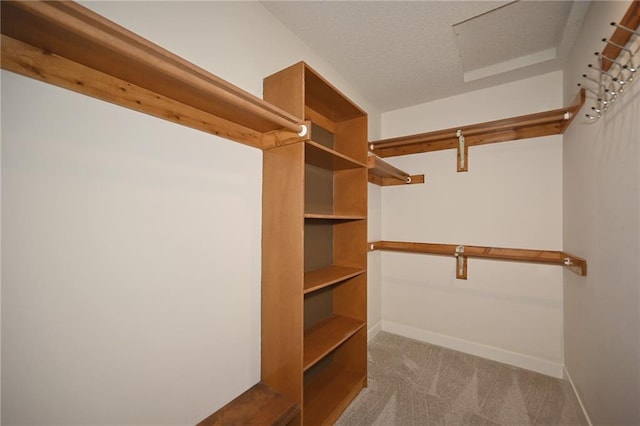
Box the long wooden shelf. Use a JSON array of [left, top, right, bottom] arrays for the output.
[[304, 265, 365, 294], [303, 365, 365, 426], [303, 315, 365, 371], [0, 1, 306, 149], [367, 154, 425, 186], [370, 240, 587, 276], [369, 89, 585, 158]]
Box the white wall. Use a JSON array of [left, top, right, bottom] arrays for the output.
[[1, 2, 380, 424], [379, 71, 565, 377], [562, 1, 639, 424], [368, 183, 382, 339]]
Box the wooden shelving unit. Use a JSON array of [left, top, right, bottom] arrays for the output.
[[262, 62, 368, 425]]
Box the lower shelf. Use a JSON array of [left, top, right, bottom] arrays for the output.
[[304, 364, 366, 426], [304, 315, 365, 370]]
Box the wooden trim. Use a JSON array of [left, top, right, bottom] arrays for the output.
[[0, 1, 304, 144], [369, 241, 587, 276], [602, 0, 640, 72], [369, 90, 586, 158]]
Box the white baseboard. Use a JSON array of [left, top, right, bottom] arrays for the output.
[[381, 320, 564, 378], [368, 320, 382, 341], [564, 366, 592, 426]]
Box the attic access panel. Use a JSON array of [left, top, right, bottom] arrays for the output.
[[453, 0, 573, 82]]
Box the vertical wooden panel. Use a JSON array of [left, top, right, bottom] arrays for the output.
[[263, 62, 306, 120], [262, 143, 305, 407], [335, 116, 368, 164], [334, 168, 368, 217]]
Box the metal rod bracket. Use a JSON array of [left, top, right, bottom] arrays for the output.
[[456, 130, 468, 172]]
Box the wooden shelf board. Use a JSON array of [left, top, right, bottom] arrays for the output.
[[304, 315, 365, 371], [304, 265, 366, 294], [369, 90, 585, 158], [306, 140, 366, 170], [0, 1, 305, 148], [304, 364, 366, 426], [367, 155, 424, 186], [197, 382, 299, 426], [304, 213, 367, 220], [368, 173, 425, 186]]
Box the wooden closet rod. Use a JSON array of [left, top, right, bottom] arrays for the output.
[[0, 1, 307, 147], [369, 89, 585, 159], [369, 240, 587, 277]]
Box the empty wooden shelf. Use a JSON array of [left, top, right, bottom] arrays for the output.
[[304, 265, 366, 294], [304, 315, 365, 370], [304, 364, 366, 426]]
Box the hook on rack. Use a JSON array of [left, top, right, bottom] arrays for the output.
[[580, 18, 639, 121]]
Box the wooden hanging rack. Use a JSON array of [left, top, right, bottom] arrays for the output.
[[368, 89, 585, 171], [0, 1, 308, 150], [369, 240, 587, 279]]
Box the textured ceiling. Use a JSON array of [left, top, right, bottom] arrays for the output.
[[262, 1, 590, 112]]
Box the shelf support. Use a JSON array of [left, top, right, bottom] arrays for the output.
[[456, 130, 468, 172], [369, 240, 587, 277], [454, 245, 467, 279]]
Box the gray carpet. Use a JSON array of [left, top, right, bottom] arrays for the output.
[[336, 332, 588, 426]]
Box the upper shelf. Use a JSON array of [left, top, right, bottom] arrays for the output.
[[369, 89, 586, 158], [0, 1, 306, 149]]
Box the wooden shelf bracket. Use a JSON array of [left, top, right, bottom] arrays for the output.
[[369, 240, 587, 278]]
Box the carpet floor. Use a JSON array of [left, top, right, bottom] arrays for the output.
[[336, 332, 588, 426]]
